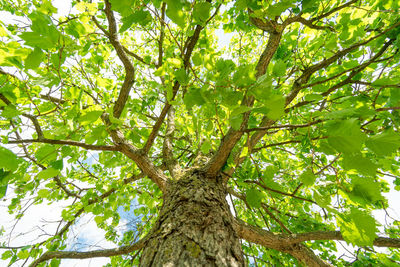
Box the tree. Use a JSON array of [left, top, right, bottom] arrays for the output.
[[0, 0, 400, 265]]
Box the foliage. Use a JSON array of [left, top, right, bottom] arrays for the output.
[[0, 0, 400, 266]]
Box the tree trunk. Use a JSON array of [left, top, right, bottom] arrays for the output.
[[140, 169, 244, 266]]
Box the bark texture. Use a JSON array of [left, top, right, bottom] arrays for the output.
[[140, 169, 244, 266]]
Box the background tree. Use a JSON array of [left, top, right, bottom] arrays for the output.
[[1, 0, 400, 266]]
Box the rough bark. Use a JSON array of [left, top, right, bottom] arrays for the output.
[[140, 170, 244, 266]]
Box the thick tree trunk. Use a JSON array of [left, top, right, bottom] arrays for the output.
[[140, 169, 244, 266]]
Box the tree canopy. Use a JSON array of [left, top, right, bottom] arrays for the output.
[[1, 0, 400, 266]]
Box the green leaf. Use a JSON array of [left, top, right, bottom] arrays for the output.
[[349, 176, 383, 204], [231, 106, 252, 116], [120, 9, 152, 32], [326, 119, 366, 154], [265, 0, 295, 18], [50, 258, 61, 267], [35, 144, 58, 162], [302, 0, 319, 11], [109, 0, 133, 16], [20, 12, 61, 49], [255, 94, 285, 120], [0, 169, 11, 198], [250, 74, 273, 99], [246, 188, 264, 209], [200, 140, 212, 154], [165, 0, 186, 28], [25, 47, 44, 69], [17, 250, 29, 260], [65, 20, 87, 38], [0, 146, 21, 171], [366, 130, 400, 156], [299, 169, 316, 186], [79, 110, 103, 125], [183, 88, 206, 109], [94, 215, 104, 225], [61, 209, 74, 221], [233, 65, 256, 87], [174, 68, 189, 85], [167, 57, 182, 67], [1, 250, 13, 260], [338, 207, 377, 246], [272, 59, 286, 77], [0, 169, 11, 185], [36, 167, 60, 180], [50, 159, 63, 170], [229, 115, 243, 130], [342, 154, 377, 176], [372, 77, 400, 86], [193, 2, 211, 25], [37, 188, 50, 198], [304, 94, 323, 102], [317, 140, 337, 155], [0, 184, 7, 199], [313, 191, 331, 208], [1, 105, 21, 118], [263, 165, 277, 180]]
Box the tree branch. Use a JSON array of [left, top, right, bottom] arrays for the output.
[[285, 231, 400, 248], [123, 46, 153, 66], [8, 138, 120, 151], [103, 114, 168, 191], [233, 219, 333, 267], [233, 220, 400, 266], [255, 32, 282, 77], [285, 16, 334, 31], [244, 120, 323, 132], [102, 0, 135, 118], [206, 29, 283, 177], [29, 234, 150, 267], [244, 180, 316, 204], [312, 0, 358, 22], [162, 106, 180, 178], [51, 173, 144, 244], [143, 6, 211, 154], [157, 3, 166, 67], [286, 22, 399, 106]]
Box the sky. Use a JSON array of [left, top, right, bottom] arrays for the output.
[[0, 0, 399, 266]]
